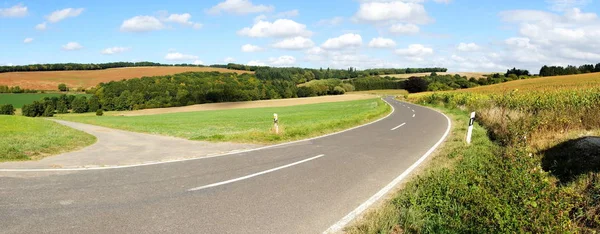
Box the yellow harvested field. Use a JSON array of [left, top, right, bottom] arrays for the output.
[[381, 72, 490, 79], [0, 66, 253, 90], [107, 94, 377, 116], [466, 72, 600, 93]]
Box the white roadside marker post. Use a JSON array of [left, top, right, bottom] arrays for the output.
[[274, 113, 279, 134], [466, 112, 476, 144]]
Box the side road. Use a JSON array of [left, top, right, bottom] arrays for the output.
[[0, 120, 259, 170]]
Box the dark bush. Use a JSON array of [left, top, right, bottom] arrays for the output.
[[58, 83, 69, 92], [96, 109, 104, 116], [0, 104, 15, 115]]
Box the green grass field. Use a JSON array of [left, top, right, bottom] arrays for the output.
[[0, 93, 92, 108], [0, 116, 96, 162], [57, 98, 390, 144]]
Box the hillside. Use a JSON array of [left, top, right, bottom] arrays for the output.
[[0, 66, 253, 90]]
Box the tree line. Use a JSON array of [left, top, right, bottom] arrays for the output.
[[363, 68, 448, 76], [539, 63, 600, 77], [0, 62, 206, 73], [0, 85, 37, 93]]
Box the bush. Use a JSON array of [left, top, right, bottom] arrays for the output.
[[332, 86, 346, 95], [58, 83, 69, 92], [0, 104, 15, 115], [96, 109, 103, 116]]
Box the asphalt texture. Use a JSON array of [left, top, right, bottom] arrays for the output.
[[0, 97, 450, 234]]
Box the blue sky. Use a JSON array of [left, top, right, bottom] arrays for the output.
[[1, 0, 600, 73]]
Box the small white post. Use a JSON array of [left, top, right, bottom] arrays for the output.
[[273, 113, 279, 134], [466, 112, 476, 144]]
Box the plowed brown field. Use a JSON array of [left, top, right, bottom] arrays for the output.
[[0, 67, 253, 90]]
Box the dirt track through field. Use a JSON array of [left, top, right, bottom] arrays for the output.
[[113, 94, 377, 116], [0, 67, 252, 90]]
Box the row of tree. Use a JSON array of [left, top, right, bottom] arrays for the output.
[[539, 63, 600, 77], [21, 95, 96, 117], [363, 68, 448, 76], [0, 85, 37, 93], [0, 62, 207, 73]]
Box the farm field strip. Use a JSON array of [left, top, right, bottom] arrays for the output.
[[0, 66, 253, 90]]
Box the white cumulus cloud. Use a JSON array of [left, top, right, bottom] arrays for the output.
[[238, 19, 312, 38], [23, 38, 34, 44], [120, 16, 165, 32], [192, 60, 204, 65], [208, 0, 274, 15], [389, 23, 420, 35], [0, 4, 28, 18], [269, 55, 296, 66], [354, 1, 432, 24], [321, 33, 363, 50], [35, 22, 47, 30], [241, 44, 264, 52], [272, 37, 315, 50], [101, 47, 130, 55], [368, 37, 396, 48], [47, 8, 84, 23], [457, 43, 481, 52], [247, 60, 266, 66], [165, 52, 199, 61], [395, 44, 433, 58], [62, 42, 83, 51]]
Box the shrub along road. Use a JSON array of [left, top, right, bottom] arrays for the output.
[[0, 97, 450, 233]]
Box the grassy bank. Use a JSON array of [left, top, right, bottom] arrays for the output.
[[347, 105, 574, 233], [0, 116, 96, 162], [57, 98, 390, 144]]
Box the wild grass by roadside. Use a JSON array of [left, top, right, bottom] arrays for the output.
[[0, 116, 96, 162], [56, 98, 391, 144], [347, 104, 575, 233]]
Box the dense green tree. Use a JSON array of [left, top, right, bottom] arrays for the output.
[[71, 96, 89, 113], [42, 105, 54, 117], [404, 77, 429, 93], [56, 100, 69, 114], [0, 104, 15, 115], [88, 95, 100, 112], [58, 83, 68, 92]]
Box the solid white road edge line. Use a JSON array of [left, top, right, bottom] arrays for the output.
[[188, 154, 325, 192], [390, 123, 406, 131], [0, 98, 396, 172], [323, 103, 452, 234]]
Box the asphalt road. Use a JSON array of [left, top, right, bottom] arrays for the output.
[[0, 97, 450, 234]]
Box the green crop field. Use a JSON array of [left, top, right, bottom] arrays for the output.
[[0, 116, 96, 162], [57, 98, 390, 144], [0, 93, 92, 108]]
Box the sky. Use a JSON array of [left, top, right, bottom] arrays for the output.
[[1, 0, 600, 73]]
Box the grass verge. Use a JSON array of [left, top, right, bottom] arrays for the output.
[[0, 116, 96, 162], [56, 98, 391, 144], [346, 103, 574, 233]]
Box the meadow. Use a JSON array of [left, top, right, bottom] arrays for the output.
[[0, 116, 96, 162], [352, 72, 600, 232], [0, 66, 253, 90], [57, 98, 390, 144], [0, 93, 91, 108]]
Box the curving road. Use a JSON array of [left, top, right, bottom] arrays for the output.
[[0, 97, 450, 234]]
